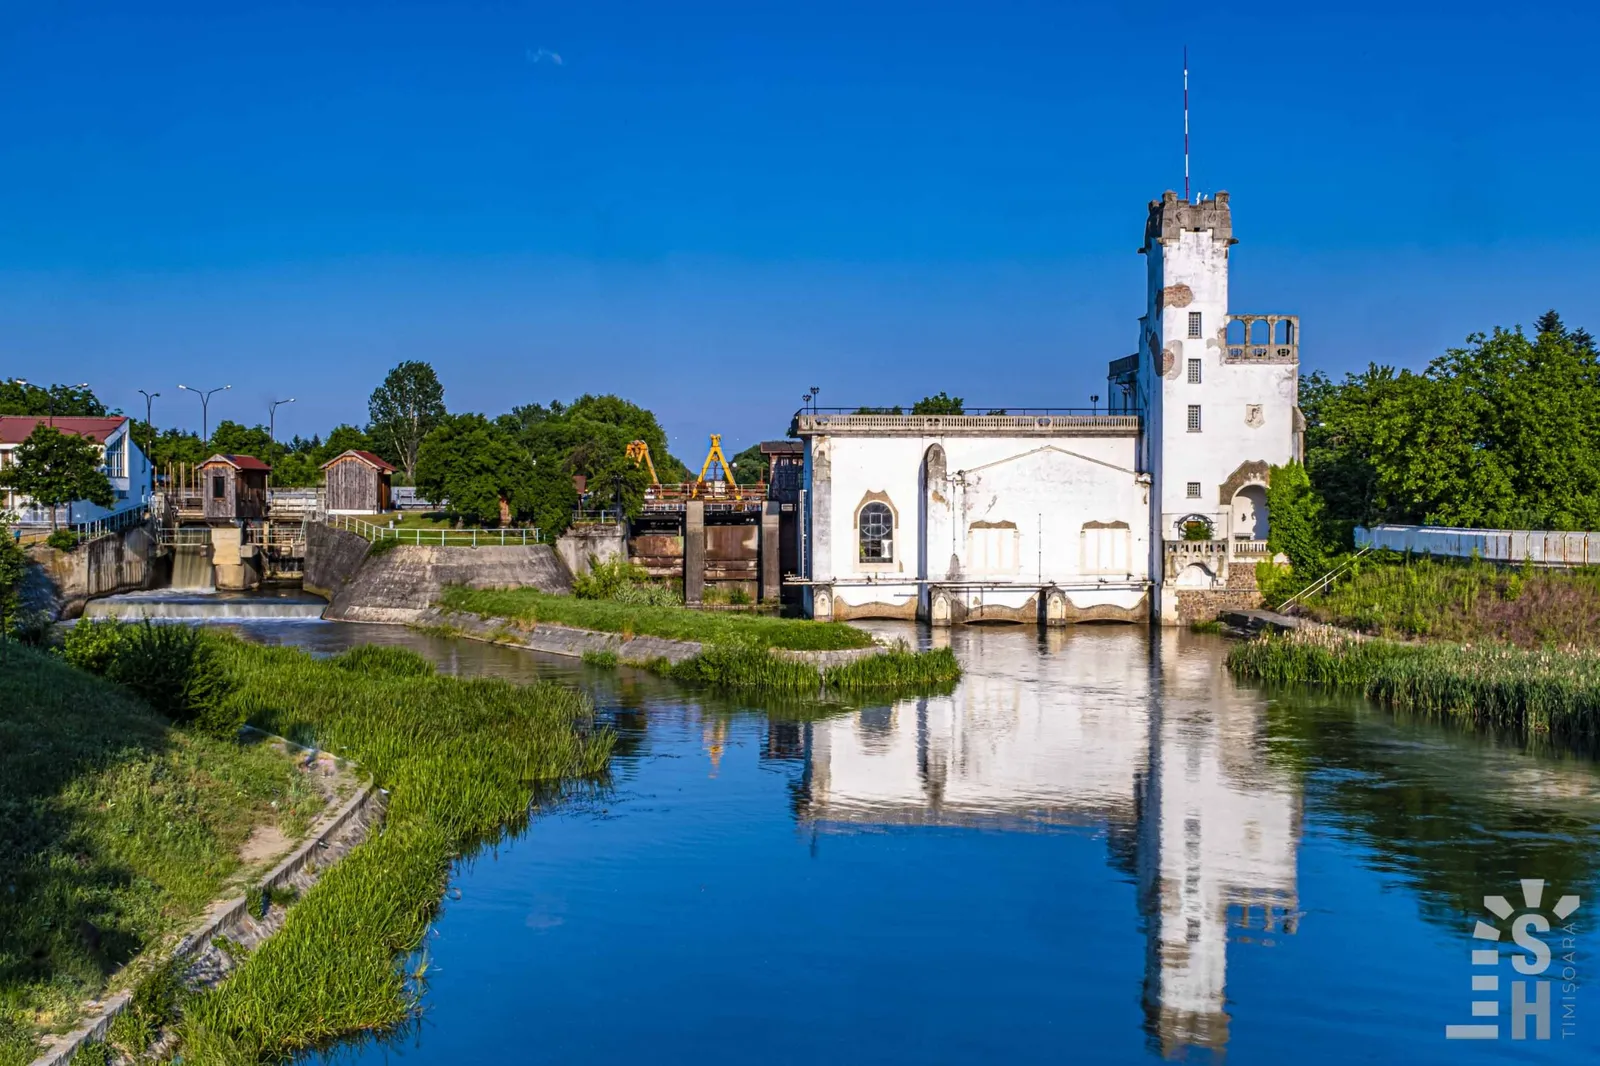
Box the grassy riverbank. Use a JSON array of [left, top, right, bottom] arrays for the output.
[[440, 586, 876, 650], [1228, 630, 1600, 744], [1293, 554, 1600, 648], [0, 645, 321, 1066], [178, 638, 612, 1064]]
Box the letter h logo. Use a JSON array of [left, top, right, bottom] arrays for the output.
[[1447, 879, 1580, 1041]]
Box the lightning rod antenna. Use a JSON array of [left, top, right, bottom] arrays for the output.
[[1183, 46, 1190, 202]]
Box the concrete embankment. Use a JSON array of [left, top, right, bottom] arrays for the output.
[[23, 525, 157, 621], [305, 522, 573, 622], [417, 607, 887, 668]]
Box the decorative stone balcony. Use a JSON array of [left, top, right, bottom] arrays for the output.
[[1224, 314, 1298, 364]]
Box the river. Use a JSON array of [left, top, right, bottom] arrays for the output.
[[213, 617, 1600, 1064]]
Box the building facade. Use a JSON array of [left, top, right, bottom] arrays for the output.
[[0, 415, 152, 528], [796, 191, 1300, 625]]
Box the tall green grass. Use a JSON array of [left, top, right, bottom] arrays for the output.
[[177, 637, 612, 1063], [648, 642, 961, 695], [1294, 553, 1600, 648], [1228, 630, 1600, 743], [440, 586, 875, 651], [0, 645, 318, 1066]]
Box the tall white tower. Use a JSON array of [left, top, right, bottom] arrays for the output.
[[1128, 191, 1300, 624]]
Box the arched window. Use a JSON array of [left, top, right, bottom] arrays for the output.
[[859, 502, 894, 562]]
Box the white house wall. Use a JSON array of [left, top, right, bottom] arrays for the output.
[[806, 431, 1150, 619]]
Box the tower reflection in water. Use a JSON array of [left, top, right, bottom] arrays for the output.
[[775, 626, 1301, 1059]]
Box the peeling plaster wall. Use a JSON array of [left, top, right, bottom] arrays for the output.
[[804, 433, 1150, 617]]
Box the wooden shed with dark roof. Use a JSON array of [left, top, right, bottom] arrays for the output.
[[199, 454, 271, 521], [321, 449, 395, 515]]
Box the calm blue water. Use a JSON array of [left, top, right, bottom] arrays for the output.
[[230, 620, 1600, 1064]]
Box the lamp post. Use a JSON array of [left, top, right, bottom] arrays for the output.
[[138, 389, 159, 477], [13, 379, 88, 426], [1091, 394, 1100, 416], [268, 397, 296, 444], [178, 383, 230, 445]]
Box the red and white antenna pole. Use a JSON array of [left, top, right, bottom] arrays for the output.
[[1183, 46, 1190, 202]]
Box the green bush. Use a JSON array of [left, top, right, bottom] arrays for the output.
[[62, 618, 129, 674], [45, 529, 80, 552], [105, 623, 240, 738], [572, 556, 681, 606]]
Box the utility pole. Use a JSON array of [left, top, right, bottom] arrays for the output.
[[178, 383, 230, 445], [269, 397, 296, 444]]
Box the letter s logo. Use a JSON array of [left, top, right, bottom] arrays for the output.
[[1512, 914, 1551, 975]]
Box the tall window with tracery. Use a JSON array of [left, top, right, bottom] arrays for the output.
[[859, 502, 893, 562]]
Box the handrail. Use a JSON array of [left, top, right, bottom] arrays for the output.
[[329, 514, 539, 546], [1280, 546, 1372, 612]]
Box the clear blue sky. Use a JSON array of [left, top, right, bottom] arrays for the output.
[[3, 1, 1597, 462]]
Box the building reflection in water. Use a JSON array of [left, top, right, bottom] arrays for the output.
[[773, 625, 1302, 1060]]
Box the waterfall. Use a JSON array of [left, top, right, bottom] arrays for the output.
[[171, 542, 215, 591]]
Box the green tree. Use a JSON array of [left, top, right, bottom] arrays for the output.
[[1266, 462, 1329, 577], [730, 442, 767, 485], [314, 424, 376, 465], [414, 414, 535, 526], [0, 425, 115, 529], [368, 361, 446, 479], [501, 394, 687, 536], [144, 428, 208, 471], [207, 420, 277, 462], [0, 380, 108, 417], [911, 392, 965, 415], [1304, 311, 1600, 532], [0, 517, 27, 641]]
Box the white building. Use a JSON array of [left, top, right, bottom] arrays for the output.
[[0, 415, 152, 528], [795, 191, 1300, 625]]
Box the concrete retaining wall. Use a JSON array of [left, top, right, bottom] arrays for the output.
[[555, 525, 627, 579], [24, 525, 155, 620], [303, 522, 574, 622], [303, 522, 371, 601]]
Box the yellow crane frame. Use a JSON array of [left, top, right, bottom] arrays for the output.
[[625, 440, 659, 485]]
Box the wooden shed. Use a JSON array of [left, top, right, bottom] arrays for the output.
[[200, 454, 271, 521], [321, 449, 395, 514]]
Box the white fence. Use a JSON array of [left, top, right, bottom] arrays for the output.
[[329, 514, 539, 547], [1355, 524, 1600, 568]]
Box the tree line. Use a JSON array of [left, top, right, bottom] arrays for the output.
[[2, 363, 752, 538], [1272, 310, 1600, 576]]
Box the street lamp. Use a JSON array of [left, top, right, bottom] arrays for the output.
[[178, 383, 231, 444], [13, 379, 88, 426], [268, 397, 296, 444], [1091, 393, 1100, 416], [138, 389, 160, 476]]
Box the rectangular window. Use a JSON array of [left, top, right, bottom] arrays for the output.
[[1187, 311, 1202, 338], [1187, 358, 1202, 384], [211, 474, 226, 500], [1186, 482, 1201, 499], [1187, 405, 1202, 432]]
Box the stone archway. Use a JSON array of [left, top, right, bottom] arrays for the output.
[[1232, 484, 1269, 541]]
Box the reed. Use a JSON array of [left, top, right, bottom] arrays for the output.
[[441, 586, 875, 651], [1228, 629, 1600, 744], [175, 636, 613, 1063]]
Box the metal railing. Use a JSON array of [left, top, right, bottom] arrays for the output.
[[1281, 547, 1373, 612], [329, 513, 539, 546], [794, 412, 1141, 435]]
